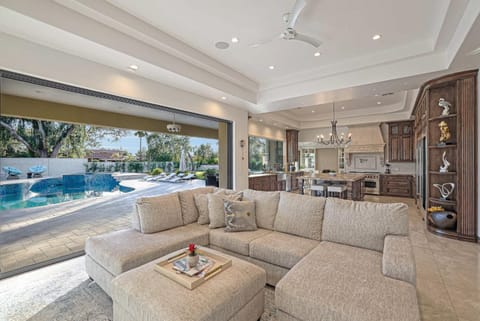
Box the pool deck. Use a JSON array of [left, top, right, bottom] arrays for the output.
[[0, 179, 206, 277]]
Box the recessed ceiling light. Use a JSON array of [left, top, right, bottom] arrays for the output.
[[314, 52, 321, 57], [259, 119, 263, 122], [128, 64, 138, 71], [377, 101, 382, 105], [374, 94, 380, 97], [269, 65, 275, 70], [341, 106, 345, 110], [215, 41, 229, 49], [221, 96, 227, 100], [311, 110, 315, 113], [372, 34, 382, 40], [231, 37, 239, 43]]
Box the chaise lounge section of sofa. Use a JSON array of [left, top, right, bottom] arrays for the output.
[[85, 187, 420, 320]]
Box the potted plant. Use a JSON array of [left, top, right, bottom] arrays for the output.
[[205, 168, 218, 187], [187, 243, 199, 268]]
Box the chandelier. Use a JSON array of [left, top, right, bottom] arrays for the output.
[[317, 102, 352, 147], [166, 113, 181, 133]]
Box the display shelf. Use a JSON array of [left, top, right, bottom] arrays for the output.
[[428, 144, 457, 149], [429, 197, 456, 206], [428, 114, 457, 121], [428, 171, 457, 175]]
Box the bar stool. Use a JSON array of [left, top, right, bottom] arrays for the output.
[[310, 184, 326, 197], [327, 184, 347, 199]]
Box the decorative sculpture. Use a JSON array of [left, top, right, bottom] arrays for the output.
[[433, 182, 455, 200], [438, 98, 451, 116], [428, 211, 457, 229], [438, 121, 451, 144], [439, 151, 450, 173]]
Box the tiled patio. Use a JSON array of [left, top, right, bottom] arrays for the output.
[[0, 179, 206, 276]]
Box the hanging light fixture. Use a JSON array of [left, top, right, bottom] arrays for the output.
[[317, 102, 352, 147], [166, 113, 182, 133]]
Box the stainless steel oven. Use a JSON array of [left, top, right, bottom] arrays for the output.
[[364, 174, 380, 195]]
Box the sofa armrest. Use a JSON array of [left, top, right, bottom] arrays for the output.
[[382, 235, 416, 285]]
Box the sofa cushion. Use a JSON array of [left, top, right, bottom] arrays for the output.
[[209, 228, 272, 256], [85, 224, 209, 275], [135, 193, 183, 234], [194, 194, 210, 225], [274, 192, 325, 240], [207, 192, 243, 229], [383, 235, 416, 285], [249, 232, 319, 269], [322, 198, 409, 252], [224, 199, 257, 232], [242, 189, 280, 230], [178, 187, 214, 224], [276, 241, 420, 321]]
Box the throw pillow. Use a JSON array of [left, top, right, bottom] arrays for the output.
[[194, 193, 210, 225], [224, 199, 257, 232], [242, 189, 280, 230], [178, 187, 214, 224], [207, 191, 243, 229], [135, 193, 183, 234]]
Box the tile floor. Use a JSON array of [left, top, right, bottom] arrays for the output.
[[0, 180, 206, 275]]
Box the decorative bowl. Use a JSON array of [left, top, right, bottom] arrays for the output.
[[428, 211, 457, 230]]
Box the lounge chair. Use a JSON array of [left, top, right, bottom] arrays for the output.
[[181, 173, 195, 181], [28, 165, 46, 178], [2, 166, 22, 179], [145, 173, 166, 182], [157, 173, 176, 182], [166, 176, 185, 183]]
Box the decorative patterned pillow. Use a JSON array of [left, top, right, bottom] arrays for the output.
[[207, 191, 243, 229], [224, 199, 257, 232]]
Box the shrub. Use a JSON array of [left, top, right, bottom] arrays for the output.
[[151, 168, 163, 175], [128, 162, 144, 173], [195, 171, 205, 180]]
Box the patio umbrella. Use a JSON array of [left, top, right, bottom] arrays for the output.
[[179, 150, 187, 172]]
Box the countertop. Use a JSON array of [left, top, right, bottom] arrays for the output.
[[298, 173, 367, 182]]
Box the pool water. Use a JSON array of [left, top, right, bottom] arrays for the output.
[[0, 173, 134, 211]]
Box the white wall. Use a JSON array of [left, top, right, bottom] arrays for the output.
[[477, 72, 479, 237], [0, 34, 249, 189], [0, 158, 87, 179]]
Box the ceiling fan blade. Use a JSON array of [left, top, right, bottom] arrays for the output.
[[293, 32, 322, 48], [286, 0, 306, 29], [250, 33, 283, 48]]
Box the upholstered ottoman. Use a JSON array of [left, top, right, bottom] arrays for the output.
[[111, 247, 266, 321]]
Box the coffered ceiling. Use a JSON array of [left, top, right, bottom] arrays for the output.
[[0, 0, 479, 129]]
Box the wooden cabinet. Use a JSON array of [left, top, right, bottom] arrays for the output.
[[248, 174, 277, 191], [388, 121, 414, 162], [286, 130, 299, 163], [412, 69, 477, 242], [380, 175, 414, 198]]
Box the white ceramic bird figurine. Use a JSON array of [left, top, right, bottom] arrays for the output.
[[438, 98, 451, 116]]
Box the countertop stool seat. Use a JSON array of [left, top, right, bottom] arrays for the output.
[[327, 184, 347, 199], [310, 184, 327, 197]]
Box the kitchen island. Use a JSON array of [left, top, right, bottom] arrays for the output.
[[298, 173, 366, 201], [248, 171, 304, 191]]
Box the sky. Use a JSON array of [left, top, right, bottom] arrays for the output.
[[99, 131, 218, 154]]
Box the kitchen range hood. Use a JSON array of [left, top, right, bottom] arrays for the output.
[[344, 124, 385, 154]]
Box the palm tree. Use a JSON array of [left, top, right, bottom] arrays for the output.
[[134, 131, 148, 161]]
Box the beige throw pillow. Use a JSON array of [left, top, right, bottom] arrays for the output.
[[194, 193, 210, 225], [135, 193, 183, 234], [178, 187, 214, 224], [224, 199, 257, 232], [207, 191, 243, 229]]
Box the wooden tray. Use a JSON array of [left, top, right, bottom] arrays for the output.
[[154, 247, 232, 290]]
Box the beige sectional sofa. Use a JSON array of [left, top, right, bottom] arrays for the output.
[[85, 187, 420, 321]]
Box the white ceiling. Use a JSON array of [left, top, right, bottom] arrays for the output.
[[0, 0, 479, 130]]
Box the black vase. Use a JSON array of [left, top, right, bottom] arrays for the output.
[[429, 211, 457, 230]]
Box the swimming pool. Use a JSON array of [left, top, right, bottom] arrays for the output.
[[0, 173, 134, 211]]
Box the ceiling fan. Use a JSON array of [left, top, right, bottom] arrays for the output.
[[252, 0, 322, 48]]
